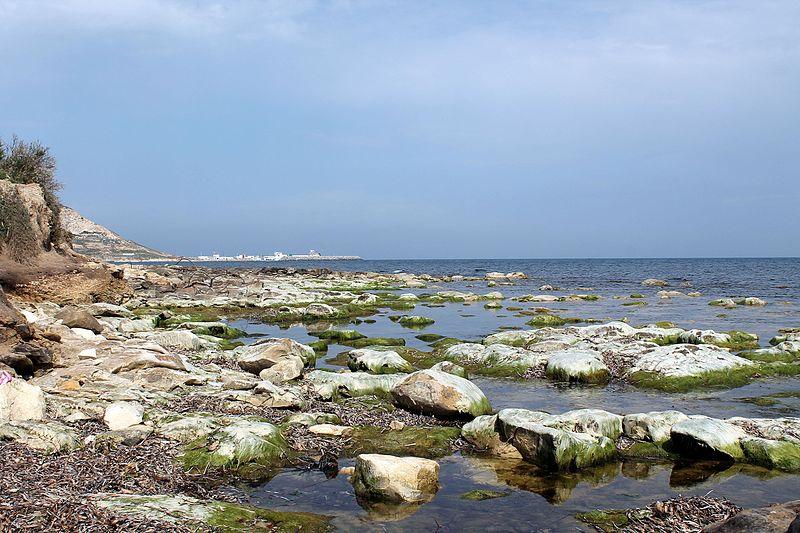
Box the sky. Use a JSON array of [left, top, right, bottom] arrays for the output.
[[1, 0, 798, 259]]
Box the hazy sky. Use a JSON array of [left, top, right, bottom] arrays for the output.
[[1, 1, 798, 258]]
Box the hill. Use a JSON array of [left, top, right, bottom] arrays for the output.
[[60, 207, 174, 262]]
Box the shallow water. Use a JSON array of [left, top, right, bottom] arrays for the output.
[[218, 258, 800, 529]]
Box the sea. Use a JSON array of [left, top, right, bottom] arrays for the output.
[[159, 258, 800, 530]]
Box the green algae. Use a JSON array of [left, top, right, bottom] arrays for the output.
[[314, 329, 366, 342], [526, 314, 584, 328], [341, 337, 406, 348], [344, 426, 462, 459], [459, 489, 511, 501], [575, 509, 631, 531], [629, 361, 800, 392], [416, 333, 445, 342]]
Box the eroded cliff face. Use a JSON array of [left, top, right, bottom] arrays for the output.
[[0, 179, 131, 305]]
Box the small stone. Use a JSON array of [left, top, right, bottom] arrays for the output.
[[308, 424, 352, 437], [352, 454, 440, 504], [103, 401, 145, 431]]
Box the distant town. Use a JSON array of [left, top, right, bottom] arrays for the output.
[[194, 250, 362, 262]]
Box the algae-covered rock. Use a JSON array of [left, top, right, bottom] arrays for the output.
[[505, 422, 615, 471], [461, 414, 522, 458], [670, 416, 746, 460], [182, 418, 287, 471], [545, 350, 610, 384], [90, 493, 331, 532], [740, 437, 800, 472], [352, 454, 440, 504], [483, 330, 538, 347], [390, 370, 491, 419], [429, 361, 468, 378], [628, 344, 753, 378], [347, 349, 414, 374], [397, 315, 435, 327], [552, 409, 623, 440]]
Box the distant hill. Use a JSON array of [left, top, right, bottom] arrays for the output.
[[61, 207, 174, 261]]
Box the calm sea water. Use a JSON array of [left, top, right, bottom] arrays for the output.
[[186, 258, 800, 530]]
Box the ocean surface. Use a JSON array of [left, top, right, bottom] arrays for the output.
[[180, 258, 800, 530]]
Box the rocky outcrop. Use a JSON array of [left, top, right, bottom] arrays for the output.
[[390, 370, 491, 419]]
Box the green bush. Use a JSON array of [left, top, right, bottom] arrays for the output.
[[0, 188, 40, 263], [0, 136, 64, 250]]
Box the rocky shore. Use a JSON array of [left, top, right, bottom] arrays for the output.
[[1, 264, 799, 531]]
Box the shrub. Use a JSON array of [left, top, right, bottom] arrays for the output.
[[0, 136, 64, 249], [0, 187, 40, 263]]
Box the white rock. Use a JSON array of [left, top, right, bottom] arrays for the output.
[[352, 454, 440, 503], [390, 370, 491, 419], [0, 379, 46, 421], [623, 410, 688, 443], [104, 401, 145, 431]]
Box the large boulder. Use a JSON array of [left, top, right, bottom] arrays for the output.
[[0, 378, 45, 421], [505, 422, 615, 471], [234, 338, 315, 375], [460, 414, 522, 458], [347, 349, 413, 374], [56, 306, 103, 334], [670, 416, 746, 460], [390, 370, 491, 419], [351, 454, 440, 504]]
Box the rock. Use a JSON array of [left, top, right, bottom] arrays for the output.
[[623, 411, 688, 443], [429, 361, 468, 378], [737, 297, 767, 306], [398, 293, 419, 301], [642, 278, 669, 287], [545, 350, 610, 384], [252, 381, 306, 408], [118, 318, 156, 333], [352, 454, 440, 504], [709, 298, 737, 308], [0, 420, 80, 453], [460, 414, 522, 458], [220, 370, 259, 390], [103, 401, 145, 431], [351, 293, 378, 305], [390, 370, 491, 419], [308, 424, 352, 437], [56, 306, 104, 333], [157, 414, 223, 443], [483, 291, 504, 300], [94, 425, 153, 447], [628, 344, 753, 378], [88, 303, 133, 318], [258, 355, 304, 384], [702, 500, 800, 532], [90, 493, 330, 531], [0, 379, 46, 421], [670, 416, 746, 460], [235, 338, 315, 374], [553, 409, 623, 440], [182, 418, 286, 470], [397, 315, 435, 327], [658, 290, 685, 299], [505, 422, 615, 471], [303, 303, 338, 318], [285, 412, 342, 426], [306, 370, 404, 399], [740, 437, 800, 472], [149, 330, 208, 351], [483, 330, 538, 347], [347, 349, 413, 374], [109, 350, 188, 374]]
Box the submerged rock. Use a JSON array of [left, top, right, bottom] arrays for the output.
[[352, 454, 440, 504], [390, 370, 491, 419]]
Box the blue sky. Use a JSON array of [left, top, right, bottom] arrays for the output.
[[1, 1, 798, 258]]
